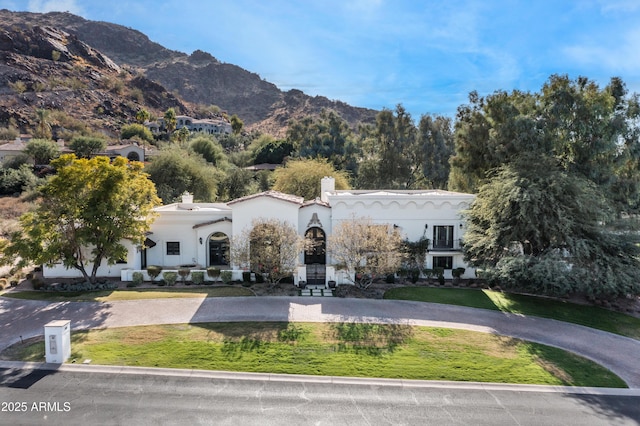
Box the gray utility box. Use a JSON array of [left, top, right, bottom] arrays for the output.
[[44, 320, 71, 364]]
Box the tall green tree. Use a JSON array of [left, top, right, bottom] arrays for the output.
[[357, 105, 416, 189], [272, 158, 350, 200], [69, 136, 107, 159], [287, 109, 358, 171], [121, 123, 154, 144], [163, 108, 177, 134], [33, 108, 52, 140], [3, 155, 160, 283], [24, 138, 60, 165], [135, 108, 150, 124], [464, 157, 640, 297], [230, 114, 244, 135], [145, 147, 223, 203], [190, 135, 227, 167]]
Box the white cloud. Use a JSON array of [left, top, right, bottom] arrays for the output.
[[597, 0, 640, 14], [563, 28, 640, 73], [27, 0, 83, 14]]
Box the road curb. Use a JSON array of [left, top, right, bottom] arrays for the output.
[[2, 360, 639, 396]]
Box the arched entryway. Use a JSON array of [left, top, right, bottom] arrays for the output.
[[305, 227, 326, 285], [208, 232, 229, 266]]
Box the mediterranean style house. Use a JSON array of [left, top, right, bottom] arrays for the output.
[[43, 177, 476, 285]]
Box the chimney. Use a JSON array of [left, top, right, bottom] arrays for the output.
[[181, 191, 194, 204], [320, 176, 335, 203]]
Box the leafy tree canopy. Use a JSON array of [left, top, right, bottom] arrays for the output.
[[272, 158, 350, 200], [24, 138, 60, 165], [145, 147, 224, 203], [3, 154, 160, 283], [121, 123, 154, 143], [69, 136, 107, 159], [190, 135, 228, 167]]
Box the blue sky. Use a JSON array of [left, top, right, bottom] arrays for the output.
[[4, 0, 640, 120]]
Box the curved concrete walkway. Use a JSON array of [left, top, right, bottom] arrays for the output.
[[1, 296, 639, 388]]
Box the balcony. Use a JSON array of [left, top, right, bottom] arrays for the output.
[[429, 239, 462, 252]]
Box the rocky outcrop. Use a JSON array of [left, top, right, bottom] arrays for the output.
[[0, 9, 378, 136]]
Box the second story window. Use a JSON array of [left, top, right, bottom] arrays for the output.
[[433, 226, 454, 249]]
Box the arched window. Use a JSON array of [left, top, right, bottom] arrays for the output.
[[127, 152, 140, 161]]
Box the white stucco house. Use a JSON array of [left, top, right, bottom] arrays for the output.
[[43, 177, 476, 285]]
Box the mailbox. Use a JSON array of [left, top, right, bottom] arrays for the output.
[[44, 320, 71, 364]]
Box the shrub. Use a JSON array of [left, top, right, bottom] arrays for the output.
[[385, 274, 395, 284], [147, 265, 163, 282], [254, 272, 265, 284], [242, 271, 251, 283], [132, 272, 144, 286], [409, 268, 420, 284], [191, 271, 205, 285], [220, 270, 232, 284], [162, 271, 178, 286], [178, 268, 190, 283]]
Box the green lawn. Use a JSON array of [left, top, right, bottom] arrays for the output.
[[384, 287, 640, 339], [2, 286, 254, 302], [1, 322, 626, 388]]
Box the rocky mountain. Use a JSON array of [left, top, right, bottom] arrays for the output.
[[0, 9, 377, 138]]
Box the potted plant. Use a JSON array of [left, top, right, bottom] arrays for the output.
[[146, 265, 163, 283], [178, 268, 190, 285], [206, 267, 220, 284]]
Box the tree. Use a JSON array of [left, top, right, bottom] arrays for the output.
[[24, 138, 60, 165], [253, 139, 294, 164], [449, 75, 640, 210], [463, 157, 640, 297], [230, 114, 244, 134], [163, 108, 177, 134], [287, 109, 357, 171], [190, 135, 227, 166], [356, 105, 417, 189], [272, 158, 350, 200], [328, 216, 403, 288], [3, 154, 161, 283], [33, 108, 52, 139], [218, 167, 256, 201], [145, 147, 223, 203], [121, 123, 154, 143], [135, 108, 150, 124], [230, 218, 305, 286], [69, 136, 107, 159], [415, 115, 454, 189]]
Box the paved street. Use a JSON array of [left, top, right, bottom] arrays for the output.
[[1, 296, 640, 388], [1, 366, 639, 425]]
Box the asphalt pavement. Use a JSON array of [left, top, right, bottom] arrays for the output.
[[1, 295, 639, 388]]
